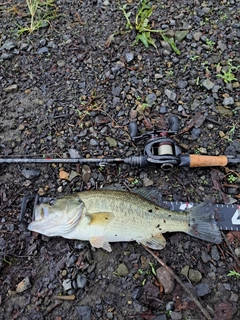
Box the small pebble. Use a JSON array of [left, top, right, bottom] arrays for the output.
[[219, 131, 225, 138], [170, 311, 182, 320], [211, 246, 220, 261], [177, 80, 188, 89], [191, 128, 201, 140], [106, 136, 117, 147], [75, 306, 91, 320], [16, 277, 32, 293], [180, 265, 189, 277], [59, 170, 69, 180], [188, 269, 202, 282], [37, 47, 49, 54], [3, 84, 18, 93], [156, 267, 174, 294], [230, 292, 239, 302], [115, 263, 128, 276], [62, 279, 72, 291], [57, 60, 66, 67], [125, 52, 134, 63], [145, 93, 157, 106], [76, 274, 87, 289], [132, 287, 143, 300], [234, 247, 240, 258], [223, 97, 234, 105], [202, 79, 215, 90], [201, 251, 211, 263], [82, 165, 91, 182], [164, 89, 176, 101], [21, 168, 41, 180], [195, 283, 211, 297], [0, 40, 16, 50]]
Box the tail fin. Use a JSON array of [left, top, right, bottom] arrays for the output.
[[187, 201, 222, 244]]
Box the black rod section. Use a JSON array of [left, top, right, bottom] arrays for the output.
[[0, 157, 124, 164], [0, 155, 148, 166]]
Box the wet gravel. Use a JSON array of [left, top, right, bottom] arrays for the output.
[[0, 0, 240, 319]]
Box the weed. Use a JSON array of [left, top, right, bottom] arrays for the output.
[[227, 174, 237, 184], [149, 262, 156, 276], [227, 270, 240, 278], [201, 177, 208, 185], [190, 55, 200, 61], [166, 70, 174, 77], [17, 0, 58, 35], [182, 64, 188, 73], [194, 147, 201, 154], [220, 13, 228, 20], [138, 268, 144, 275], [227, 125, 235, 142], [120, 0, 180, 54], [131, 178, 139, 185], [205, 38, 215, 50], [2, 258, 12, 265], [216, 60, 240, 83]]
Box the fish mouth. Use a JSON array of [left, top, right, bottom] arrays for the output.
[[34, 203, 49, 221]]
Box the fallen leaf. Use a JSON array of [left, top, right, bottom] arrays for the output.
[[210, 169, 229, 203], [143, 115, 153, 129], [213, 300, 237, 320], [139, 309, 155, 320], [105, 33, 115, 47], [179, 112, 205, 134], [226, 231, 240, 243]]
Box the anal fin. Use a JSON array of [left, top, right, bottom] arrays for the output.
[[140, 233, 166, 250], [90, 236, 112, 252]]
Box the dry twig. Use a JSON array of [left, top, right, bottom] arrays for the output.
[[54, 295, 75, 301], [221, 231, 240, 268], [143, 245, 213, 320]]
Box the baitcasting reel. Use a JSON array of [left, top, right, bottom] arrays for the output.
[[129, 116, 181, 170]]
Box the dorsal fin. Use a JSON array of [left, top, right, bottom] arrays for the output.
[[132, 187, 163, 206], [102, 186, 163, 206]]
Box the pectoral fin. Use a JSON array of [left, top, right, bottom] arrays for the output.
[[140, 234, 166, 250], [90, 236, 112, 252]]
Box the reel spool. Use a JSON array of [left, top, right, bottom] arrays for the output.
[[129, 115, 181, 170]]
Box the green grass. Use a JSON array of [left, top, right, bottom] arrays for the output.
[[216, 60, 240, 84], [227, 174, 237, 184], [205, 38, 215, 50], [120, 0, 180, 54], [17, 0, 58, 35], [227, 270, 240, 278]]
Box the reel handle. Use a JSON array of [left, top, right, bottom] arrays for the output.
[[129, 122, 138, 138], [168, 116, 179, 132]]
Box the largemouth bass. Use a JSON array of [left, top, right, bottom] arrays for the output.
[[28, 189, 222, 252]]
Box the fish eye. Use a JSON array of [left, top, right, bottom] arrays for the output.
[[49, 199, 56, 205]]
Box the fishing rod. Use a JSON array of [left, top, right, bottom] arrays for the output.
[[1, 116, 240, 170]]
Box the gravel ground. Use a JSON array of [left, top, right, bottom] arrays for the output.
[[0, 0, 240, 319]]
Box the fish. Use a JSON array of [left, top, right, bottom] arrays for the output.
[[28, 188, 222, 252]]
